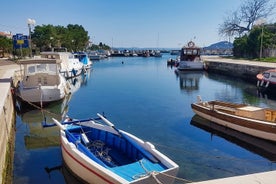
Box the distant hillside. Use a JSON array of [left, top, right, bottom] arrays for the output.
[[204, 41, 233, 50]]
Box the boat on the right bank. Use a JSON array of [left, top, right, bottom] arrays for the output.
[[256, 69, 276, 93], [176, 41, 204, 71], [191, 96, 276, 142]]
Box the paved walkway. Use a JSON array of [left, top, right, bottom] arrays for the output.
[[0, 59, 19, 107], [192, 170, 276, 184], [202, 55, 276, 68]]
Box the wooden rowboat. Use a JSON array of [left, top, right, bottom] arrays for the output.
[[52, 113, 179, 184], [191, 96, 276, 142]]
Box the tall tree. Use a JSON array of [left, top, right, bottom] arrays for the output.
[[31, 24, 89, 52], [219, 0, 275, 38]]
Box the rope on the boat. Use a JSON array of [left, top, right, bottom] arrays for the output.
[[132, 160, 163, 184], [14, 91, 69, 122], [157, 171, 193, 183], [134, 160, 192, 184]]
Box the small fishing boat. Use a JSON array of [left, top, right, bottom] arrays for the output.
[[16, 58, 70, 106], [256, 69, 276, 93], [191, 96, 276, 142], [51, 113, 179, 184], [177, 41, 203, 71]]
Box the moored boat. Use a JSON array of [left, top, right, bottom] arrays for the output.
[[177, 41, 203, 71], [73, 51, 93, 69], [41, 52, 85, 79], [16, 58, 70, 106], [51, 113, 179, 184], [191, 96, 276, 142], [256, 69, 276, 93]]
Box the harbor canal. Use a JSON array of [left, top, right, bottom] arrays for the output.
[[13, 54, 276, 183]]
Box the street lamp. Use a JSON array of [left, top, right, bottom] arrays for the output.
[[27, 18, 36, 58]]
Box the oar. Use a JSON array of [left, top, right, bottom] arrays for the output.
[[42, 117, 101, 128], [52, 118, 66, 130], [96, 113, 160, 163]]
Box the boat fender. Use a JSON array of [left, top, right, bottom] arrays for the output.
[[72, 68, 77, 76], [260, 80, 264, 87], [81, 133, 90, 145], [197, 95, 202, 103], [265, 81, 270, 88]]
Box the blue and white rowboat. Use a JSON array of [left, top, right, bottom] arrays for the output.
[[52, 113, 179, 184]]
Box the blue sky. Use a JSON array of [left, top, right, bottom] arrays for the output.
[[0, 0, 250, 48]]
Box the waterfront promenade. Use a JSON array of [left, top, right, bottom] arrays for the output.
[[0, 58, 276, 183], [0, 59, 19, 183], [202, 55, 276, 68]]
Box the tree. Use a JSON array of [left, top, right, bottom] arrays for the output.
[[232, 23, 276, 58], [219, 0, 275, 38], [31, 24, 89, 52], [0, 36, 12, 57]]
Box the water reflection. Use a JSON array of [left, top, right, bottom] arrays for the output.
[[190, 115, 276, 162], [15, 70, 91, 150], [16, 95, 70, 149], [174, 70, 205, 92], [45, 162, 83, 184]]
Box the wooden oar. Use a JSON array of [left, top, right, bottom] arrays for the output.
[[52, 118, 66, 130], [42, 117, 101, 128], [96, 113, 160, 163]]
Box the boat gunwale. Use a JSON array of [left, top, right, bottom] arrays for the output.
[[59, 122, 178, 183], [191, 102, 276, 129]]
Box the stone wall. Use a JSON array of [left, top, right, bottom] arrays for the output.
[[204, 60, 272, 83]]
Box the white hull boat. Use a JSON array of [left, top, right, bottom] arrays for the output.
[[51, 113, 179, 184], [17, 58, 70, 106], [73, 52, 93, 69], [177, 41, 203, 71], [191, 96, 276, 142], [41, 52, 84, 79]]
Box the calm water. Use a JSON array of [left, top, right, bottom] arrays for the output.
[[13, 54, 276, 184]]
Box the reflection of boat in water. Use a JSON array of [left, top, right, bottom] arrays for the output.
[[175, 70, 204, 92], [45, 162, 83, 184], [66, 70, 91, 94], [17, 95, 71, 149], [190, 115, 276, 161]]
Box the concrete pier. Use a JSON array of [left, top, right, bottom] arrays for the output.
[[0, 60, 19, 183], [192, 170, 276, 184], [203, 56, 276, 83]]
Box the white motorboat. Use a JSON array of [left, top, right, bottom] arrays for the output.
[[177, 41, 204, 71], [16, 58, 70, 106], [73, 51, 93, 69], [41, 52, 85, 79]]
